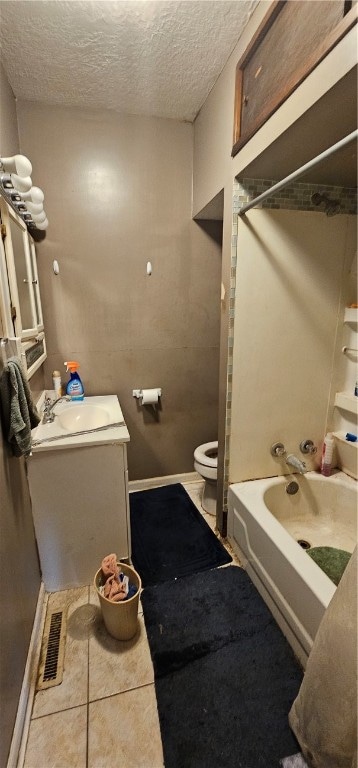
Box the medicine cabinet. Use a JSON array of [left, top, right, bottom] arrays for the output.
[[0, 197, 46, 378]]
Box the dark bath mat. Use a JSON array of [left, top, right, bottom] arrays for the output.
[[129, 483, 231, 587], [307, 546, 351, 586], [142, 565, 303, 768]]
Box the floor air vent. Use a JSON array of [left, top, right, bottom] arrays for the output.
[[37, 608, 67, 690]]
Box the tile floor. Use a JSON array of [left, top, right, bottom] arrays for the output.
[[23, 481, 241, 768]]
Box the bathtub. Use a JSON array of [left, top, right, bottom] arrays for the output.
[[227, 471, 357, 667]]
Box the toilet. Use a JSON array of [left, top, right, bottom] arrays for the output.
[[193, 441, 218, 516]]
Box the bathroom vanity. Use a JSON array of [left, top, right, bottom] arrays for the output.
[[27, 395, 131, 591]]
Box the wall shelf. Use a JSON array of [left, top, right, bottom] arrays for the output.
[[334, 392, 358, 414], [344, 307, 358, 324], [333, 431, 358, 480]]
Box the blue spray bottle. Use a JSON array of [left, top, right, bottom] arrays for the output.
[[64, 361, 84, 401]]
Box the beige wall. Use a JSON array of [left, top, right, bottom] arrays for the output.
[[0, 62, 20, 155], [229, 210, 356, 483], [0, 64, 41, 768], [17, 101, 222, 480]]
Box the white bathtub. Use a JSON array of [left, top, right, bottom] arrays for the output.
[[228, 471, 357, 667]]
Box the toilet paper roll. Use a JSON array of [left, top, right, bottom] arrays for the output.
[[141, 389, 159, 405]]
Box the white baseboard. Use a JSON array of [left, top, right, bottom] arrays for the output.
[[7, 583, 47, 768], [128, 471, 202, 492]]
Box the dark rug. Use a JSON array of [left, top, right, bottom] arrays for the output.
[[129, 483, 231, 587], [307, 545, 351, 585], [142, 566, 303, 768]]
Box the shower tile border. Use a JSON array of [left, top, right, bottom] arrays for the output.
[[233, 178, 357, 216]]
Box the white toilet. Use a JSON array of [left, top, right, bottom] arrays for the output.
[[193, 441, 218, 516]]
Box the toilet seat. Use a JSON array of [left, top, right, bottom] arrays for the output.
[[193, 440, 218, 515], [194, 441, 218, 468]]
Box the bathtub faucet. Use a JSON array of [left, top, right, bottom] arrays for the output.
[[285, 454, 307, 474]]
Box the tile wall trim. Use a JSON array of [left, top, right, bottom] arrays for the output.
[[236, 178, 357, 216]]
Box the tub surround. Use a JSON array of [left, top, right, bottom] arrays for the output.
[[228, 208, 357, 492], [217, 182, 358, 525], [228, 471, 357, 668]]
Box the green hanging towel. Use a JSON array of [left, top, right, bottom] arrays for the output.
[[0, 357, 40, 456]]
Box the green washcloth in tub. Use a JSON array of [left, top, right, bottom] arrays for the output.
[[307, 546, 351, 586]]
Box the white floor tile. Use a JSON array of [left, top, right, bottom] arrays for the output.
[[88, 609, 154, 701], [88, 685, 164, 768], [24, 705, 87, 768]]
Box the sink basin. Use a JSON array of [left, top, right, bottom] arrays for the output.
[[31, 395, 129, 452], [57, 404, 110, 432]]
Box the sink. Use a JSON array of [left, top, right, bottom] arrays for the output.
[[31, 395, 129, 452], [57, 404, 110, 432]]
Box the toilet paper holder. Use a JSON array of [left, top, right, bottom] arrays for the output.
[[133, 388, 162, 402]]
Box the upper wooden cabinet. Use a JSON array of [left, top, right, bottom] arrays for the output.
[[232, 0, 358, 157]]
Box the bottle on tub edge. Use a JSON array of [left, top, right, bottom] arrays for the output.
[[64, 361, 84, 401], [320, 432, 334, 477]]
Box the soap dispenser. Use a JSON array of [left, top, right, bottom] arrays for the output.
[[64, 361, 84, 401]]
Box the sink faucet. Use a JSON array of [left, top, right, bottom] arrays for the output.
[[42, 395, 70, 424], [285, 454, 307, 474]]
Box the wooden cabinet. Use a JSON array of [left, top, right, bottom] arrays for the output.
[[232, 0, 357, 156]]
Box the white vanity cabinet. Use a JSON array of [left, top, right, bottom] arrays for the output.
[[0, 197, 46, 377], [28, 441, 131, 592], [27, 396, 131, 591]]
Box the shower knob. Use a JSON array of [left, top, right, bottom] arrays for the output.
[[299, 439, 317, 455], [270, 442, 286, 457]]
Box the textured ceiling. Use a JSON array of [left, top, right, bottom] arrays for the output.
[[0, 0, 257, 121]]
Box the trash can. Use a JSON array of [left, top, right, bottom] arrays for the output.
[[94, 562, 141, 641]]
